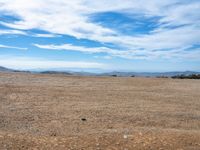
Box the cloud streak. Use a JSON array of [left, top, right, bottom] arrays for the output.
[[0, 29, 27, 35], [0, 44, 27, 50], [0, 0, 199, 60], [0, 56, 106, 70], [34, 43, 200, 60]]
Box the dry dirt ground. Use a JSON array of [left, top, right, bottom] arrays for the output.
[[0, 72, 200, 150]]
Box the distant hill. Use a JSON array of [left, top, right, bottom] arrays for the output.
[[40, 71, 73, 75], [0, 66, 31, 73], [99, 71, 200, 77], [0, 66, 199, 77], [0, 66, 14, 72], [40, 71, 98, 76]]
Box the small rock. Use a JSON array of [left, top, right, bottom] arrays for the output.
[[81, 118, 87, 121], [50, 132, 57, 137], [123, 135, 128, 139]]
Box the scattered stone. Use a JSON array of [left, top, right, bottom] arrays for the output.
[[81, 118, 87, 121], [50, 132, 57, 137], [123, 135, 128, 139]]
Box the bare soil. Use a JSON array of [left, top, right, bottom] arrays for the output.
[[0, 72, 200, 150]]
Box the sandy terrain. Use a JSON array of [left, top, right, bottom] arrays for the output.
[[0, 72, 200, 150]]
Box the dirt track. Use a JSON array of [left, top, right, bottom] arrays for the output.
[[0, 72, 200, 150]]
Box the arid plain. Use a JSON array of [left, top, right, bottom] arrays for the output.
[[0, 72, 200, 150]]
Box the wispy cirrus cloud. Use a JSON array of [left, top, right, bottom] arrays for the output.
[[34, 43, 200, 60], [0, 29, 27, 35], [0, 29, 59, 38], [0, 0, 199, 60], [32, 33, 60, 38], [0, 44, 27, 50]]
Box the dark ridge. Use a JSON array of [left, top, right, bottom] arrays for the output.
[[172, 74, 200, 79], [40, 71, 73, 75], [0, 66, 199, 78], [0, 66, 14, 72]]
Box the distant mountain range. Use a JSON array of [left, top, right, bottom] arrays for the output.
[[98, 71, 200, 77], [0, 66, 199, 77], [0, 66, 14, 72], [0, 66, 30, 73]]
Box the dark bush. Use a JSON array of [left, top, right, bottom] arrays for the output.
[[156, 76, 168, 78], [172, 74, 200, 79], [111, 75, 117, 77]]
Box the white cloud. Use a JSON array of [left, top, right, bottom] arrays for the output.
[[0, 29, 59, 38], [0, 56, 106, 70], [33, 33, 60, 38], [34, 43, 117, 54], [0, 44, 27, 50], [159, 2, 200, 26], [0, 29, 27, 35], [34, 43, 149, 59], [0, 0, 199, 59], [34, 43, 200, 60]]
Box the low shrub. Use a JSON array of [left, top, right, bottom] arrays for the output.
[[172, 74, 200, 79]]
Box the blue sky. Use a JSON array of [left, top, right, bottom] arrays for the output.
[[0, 0, 200, 72]]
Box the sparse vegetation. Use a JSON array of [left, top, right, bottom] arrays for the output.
[[0, 72, 200, 149], [156, 76, 169, 78], [172, 74, 200, 79], [111, 74, 117, 77]]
